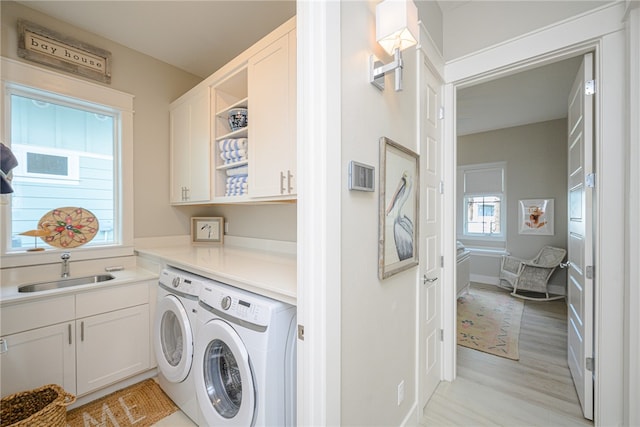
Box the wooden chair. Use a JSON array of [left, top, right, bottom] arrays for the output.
[[499, 246, 567, 301]]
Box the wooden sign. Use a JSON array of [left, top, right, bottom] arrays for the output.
[[18, 19, 112, 84]]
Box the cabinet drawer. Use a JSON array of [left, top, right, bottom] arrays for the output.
[[1, 295, 75, 336], [76, 282, 149, 318]]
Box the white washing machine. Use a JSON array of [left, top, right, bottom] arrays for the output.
[[194, 279, 297, 426], [154, 267, 204, 425]]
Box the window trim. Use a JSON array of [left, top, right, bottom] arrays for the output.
[[1, 57, 134, 265]]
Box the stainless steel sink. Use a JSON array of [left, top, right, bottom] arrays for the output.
[[18, 274, 115, 293]]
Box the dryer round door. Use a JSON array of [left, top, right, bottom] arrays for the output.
[[154, 294, 194, 383], [195, 319, 256, 426]]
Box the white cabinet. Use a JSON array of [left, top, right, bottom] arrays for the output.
[[171, 17, 296, 204], [248, 30, 296, 199], [0, 322, 76, 397], [76, 305, 149, 395], [170, 87, 211, 204], [0, 281, 151, 398]]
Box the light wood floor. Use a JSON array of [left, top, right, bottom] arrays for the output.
[[420, 283, 592, 427]]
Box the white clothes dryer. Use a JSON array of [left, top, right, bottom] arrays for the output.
[[195, 279, 297, 427], [154, 267, 203, 425]]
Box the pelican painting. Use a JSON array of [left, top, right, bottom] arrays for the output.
[[386, 171, 414, 261], [378, 136, 419, 280]]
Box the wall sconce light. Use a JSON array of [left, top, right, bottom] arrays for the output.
[[369, 0, 419, 92]]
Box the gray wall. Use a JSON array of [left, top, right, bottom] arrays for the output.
[[457, 119, 568, 286]]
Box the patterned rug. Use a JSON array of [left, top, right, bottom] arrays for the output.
[[457, 285, 524, 360], [66, 379, 177, 427]]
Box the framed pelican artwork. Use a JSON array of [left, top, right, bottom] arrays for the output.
[[378, 137, 420, 279]]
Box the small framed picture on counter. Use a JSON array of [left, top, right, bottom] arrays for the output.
[[191, 217, 224, 244]]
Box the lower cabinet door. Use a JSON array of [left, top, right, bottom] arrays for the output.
[[76, 305, 150, 396], [0, 322, 76, 397]]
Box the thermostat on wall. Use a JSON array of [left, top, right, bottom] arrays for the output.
[[348, 161, 375, 192]]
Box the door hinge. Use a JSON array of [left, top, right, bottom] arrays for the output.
[[586, 357, 595, 372], [586, 172, 595, 188], [585, 80, 596, 95], [438, 106, 445, 120], [439, 181, 444, 194], [586, 265, 594, 280], [440, 255, 444, 268], [297, 324, 305, 341], [440, 329, 444, 341]]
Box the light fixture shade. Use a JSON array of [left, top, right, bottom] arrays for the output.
[[376, 0, 419, 56]]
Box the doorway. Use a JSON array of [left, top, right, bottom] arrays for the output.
[[451, 54, 594, 422]]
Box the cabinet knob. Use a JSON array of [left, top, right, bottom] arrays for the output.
[[0, 338, 8, 354]]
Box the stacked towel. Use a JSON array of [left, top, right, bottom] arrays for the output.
[[225, 174, 248, 196], [219, 138, 248, 165]]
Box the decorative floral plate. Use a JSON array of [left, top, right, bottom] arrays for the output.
[[38, 207, 100, 248]]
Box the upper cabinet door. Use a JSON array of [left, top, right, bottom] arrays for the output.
[[169, 88, 211, 204], [248, 31, 296, 199]]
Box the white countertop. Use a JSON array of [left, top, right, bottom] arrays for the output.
[[135, 243, 297, 305], [0, 267, 158, 306]]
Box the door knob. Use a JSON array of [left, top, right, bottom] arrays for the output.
[[423, 275, 438, 284]]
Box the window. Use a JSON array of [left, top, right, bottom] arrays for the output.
[[8, 91, 116, 250], [459, 163, 506, 240], [1, 58, 133, 259]]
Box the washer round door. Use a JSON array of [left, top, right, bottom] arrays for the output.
[[153, 294, 194, 383], [195, 319, 256, 426]]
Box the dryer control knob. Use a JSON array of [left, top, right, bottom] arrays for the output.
[[172, 276, 180, 288], [221, 296, 232, 310]]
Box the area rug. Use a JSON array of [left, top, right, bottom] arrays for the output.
[[66, 379, 177, 427], [457, 285, 524, 360]]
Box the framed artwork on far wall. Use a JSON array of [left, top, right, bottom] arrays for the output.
[[191, 217, 224, 244], [378, 137, 420, 280], [518, 199, 554, 235]]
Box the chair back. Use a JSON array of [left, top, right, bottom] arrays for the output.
[[533, 246, 567, 267]]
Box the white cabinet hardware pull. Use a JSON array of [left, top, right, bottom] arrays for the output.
[[81, 321, 85, 342], [68, 324, 72, 345], [423, 275, 438, 284], [0, 338, 7, 354]]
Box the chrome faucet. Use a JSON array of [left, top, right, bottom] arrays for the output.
[[61, 252, 71, 278]]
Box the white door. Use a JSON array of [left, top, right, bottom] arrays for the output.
[[76, 305, 150, 395], [0, 322, 76, 397], [418, 53, 443, 409], [567, 52, 594, 420]]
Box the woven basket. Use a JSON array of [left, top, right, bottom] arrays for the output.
[[0, 384, 76, 427]]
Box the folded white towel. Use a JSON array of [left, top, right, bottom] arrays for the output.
[[226, 175, 248, 184], [226, 166, 248, 176], [225, 186, 248, 196], [226, 183, 248, 190], [220, 149, 248, 162], [219, 138, 248, 152]]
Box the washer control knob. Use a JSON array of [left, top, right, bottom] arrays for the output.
[[172, 276, 180, 288], [221, 296, 232, 310]]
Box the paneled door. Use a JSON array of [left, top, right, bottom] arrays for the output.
[[418, 52, 443, 409], [566, 52, 594, 420]]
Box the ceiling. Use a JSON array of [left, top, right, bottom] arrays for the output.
[[18, 1, 297, 79], [456, 57, 582, 135], [17, 1, 580, 136]]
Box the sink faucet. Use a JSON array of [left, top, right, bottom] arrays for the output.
[[61, 252, 71, 278]]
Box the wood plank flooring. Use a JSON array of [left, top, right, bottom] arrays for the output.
[[421, 283, 593, 427]]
